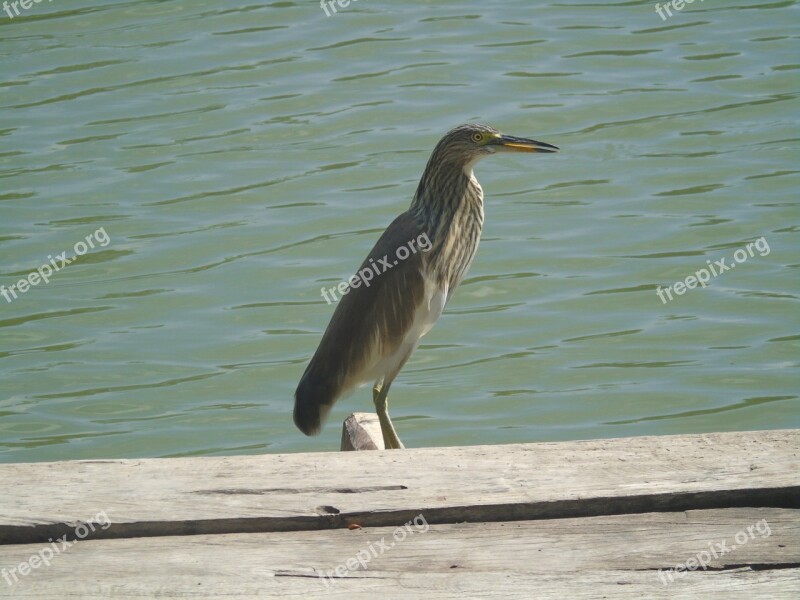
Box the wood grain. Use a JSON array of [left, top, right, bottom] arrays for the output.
[[340, 412, 384, 451], [0, 509, 797, 598], [0, 429, 797, 545]]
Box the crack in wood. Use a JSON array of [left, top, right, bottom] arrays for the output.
[[192, 485, 408, 495], [637, 563, 800, 572]]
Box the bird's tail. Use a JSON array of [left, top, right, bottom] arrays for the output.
[[293, 365, 338, 436]]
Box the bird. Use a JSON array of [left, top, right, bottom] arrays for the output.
[[294, 123, 558, 449]]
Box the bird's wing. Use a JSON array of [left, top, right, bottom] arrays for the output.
[[294, 211, 435, 433]]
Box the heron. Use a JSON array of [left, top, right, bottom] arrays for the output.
[[294, 123, 558, 449]]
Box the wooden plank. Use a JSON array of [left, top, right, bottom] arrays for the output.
[[1, 509, 797, 598], [5, 570, 798, 600], [0, 430, 797, 544], [341, 413, 384, 451]]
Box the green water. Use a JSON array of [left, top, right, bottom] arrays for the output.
[[1, 1, 798, 462]]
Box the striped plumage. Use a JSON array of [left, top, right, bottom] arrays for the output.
[[410, 126, 486, 296], [294, 124, 558, 448]]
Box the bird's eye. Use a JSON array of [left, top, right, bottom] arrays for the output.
[[472, 132, 483, 143]]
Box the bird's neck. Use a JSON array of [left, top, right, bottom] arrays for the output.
[[409, 161, 485, 290], [410, 161, 484, 234]]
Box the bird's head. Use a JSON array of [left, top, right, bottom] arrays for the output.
[[434, 123, 558, 171]]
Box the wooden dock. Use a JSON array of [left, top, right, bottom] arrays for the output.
[[1, 427, 798, 598]]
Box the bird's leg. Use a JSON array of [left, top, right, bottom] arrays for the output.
[[372, 382, 405, 450]]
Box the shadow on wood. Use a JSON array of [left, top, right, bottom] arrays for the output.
[[1, 429, 798, 598]]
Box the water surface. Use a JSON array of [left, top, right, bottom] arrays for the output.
[[1, 0, 798, 461]]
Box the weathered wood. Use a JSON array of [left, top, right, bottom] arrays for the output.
[[0, 430, 797, 545], [1, 509, 797, 598], [341, 412, 384, 451], [4, 570, 799, 599]]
